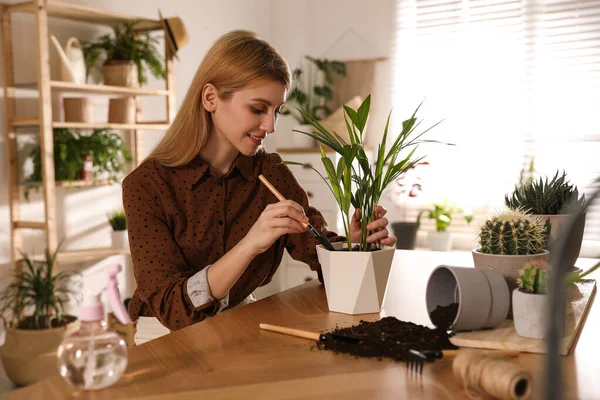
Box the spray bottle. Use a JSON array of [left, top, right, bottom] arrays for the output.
[[57, 264, 132, 390]]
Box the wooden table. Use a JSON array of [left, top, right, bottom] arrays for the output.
[[7, 250, 599, 399]]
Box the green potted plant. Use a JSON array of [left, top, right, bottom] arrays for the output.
[[282, 95, 444, 314], [513, 260, 551, 338], [280, 56, 346, 147], [472, 208, 550, 296], [505, 170, 586, 269], [108, 209, 128, 249], [0, 245, 80, 386], [25, 128, 132, 199], [82, 21, 165, 87], [416, 201, 473, 251], [514, 257, 600, 339]]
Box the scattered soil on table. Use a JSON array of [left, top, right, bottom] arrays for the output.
[[317, 317, 457, 361], [429, 303, 459, 330]]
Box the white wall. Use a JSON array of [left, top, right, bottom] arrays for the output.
[[268, 0, 396, 152]]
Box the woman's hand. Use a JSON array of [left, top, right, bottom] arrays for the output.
[[349, 205, 397, 247], [241, 200, 308, 255]]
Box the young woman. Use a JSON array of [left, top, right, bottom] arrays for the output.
[[122, 30, 397, 339]]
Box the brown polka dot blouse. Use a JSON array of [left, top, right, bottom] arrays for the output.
[[122, 148, 345, 331]]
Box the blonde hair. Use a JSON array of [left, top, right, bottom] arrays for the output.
[[147, 30, 292, 167]]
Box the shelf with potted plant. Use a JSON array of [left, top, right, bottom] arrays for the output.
[[1, 1, 183, 270], [21, 127, 132, 196]]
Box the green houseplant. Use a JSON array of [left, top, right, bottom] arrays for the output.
[[82, 21, 164, 87], [472, 209, 550, 297], [281, 56, 346, 124], [282, 95, 444, 314], [25, 128, 132, 199], [0, 244, 80, 385], [417, 201, 472, 251], [505, 170, 586, 269], [108, 209, 129, 249]]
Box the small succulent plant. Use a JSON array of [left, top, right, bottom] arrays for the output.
[[517, 260, 550, 294], [107, 209, 127, 231], [478, 209, 548, 255], [505, 170, 586, 215]]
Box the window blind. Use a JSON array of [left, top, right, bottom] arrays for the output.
[[393, 0, 600, 256]]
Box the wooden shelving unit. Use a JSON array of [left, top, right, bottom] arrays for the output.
[[1, 0, 176, 270]]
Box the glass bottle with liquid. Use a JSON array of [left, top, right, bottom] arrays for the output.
[[57, 264, 131, 390]]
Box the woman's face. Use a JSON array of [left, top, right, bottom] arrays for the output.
[[211, 77, 287, 156]]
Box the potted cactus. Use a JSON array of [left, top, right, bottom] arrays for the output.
[[417, 201, 472, 251], [505, 170, 586, 269], [513, 260, 553, 339], [472, 208, 550, 297]]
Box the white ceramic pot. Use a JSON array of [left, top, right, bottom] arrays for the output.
[[111, 230, 129, 249], [316, 242, 395, 314], [427, 231, 452, 252], [292, 124, 317, 148], [512, 288, 548, 339]]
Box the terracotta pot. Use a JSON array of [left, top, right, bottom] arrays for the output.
[[316, 242, 394, 314], [103, 60, 138, 87], [0, 315, 79, 386], [426, 265, 509, 331]]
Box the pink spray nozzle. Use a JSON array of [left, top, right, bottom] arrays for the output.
[[106, 264, 132, 325]]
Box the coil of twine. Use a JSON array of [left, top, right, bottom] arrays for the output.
[[453, 350, 532, 400]]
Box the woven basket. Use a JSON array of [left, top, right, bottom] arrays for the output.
[[108, 96, 136, 124], [103, 60, 138, 87], [63, 97, 94, 123]]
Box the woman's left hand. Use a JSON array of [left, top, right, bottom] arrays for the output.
[[349, 205, 397, 247]]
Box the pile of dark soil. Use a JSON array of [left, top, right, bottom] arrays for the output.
[[317, 317, 457, 361], [429, 303, 459, 330]]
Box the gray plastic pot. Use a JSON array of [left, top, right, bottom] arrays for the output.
[[426, 265, 510, 331]]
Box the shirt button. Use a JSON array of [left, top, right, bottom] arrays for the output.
[[218, 220, 224, 226], [217, 180, 224, 187]]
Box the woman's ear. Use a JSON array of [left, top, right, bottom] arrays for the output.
[[202, 83, 218, 112]]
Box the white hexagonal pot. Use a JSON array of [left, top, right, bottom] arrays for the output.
[[316, 242, 395, 314]]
